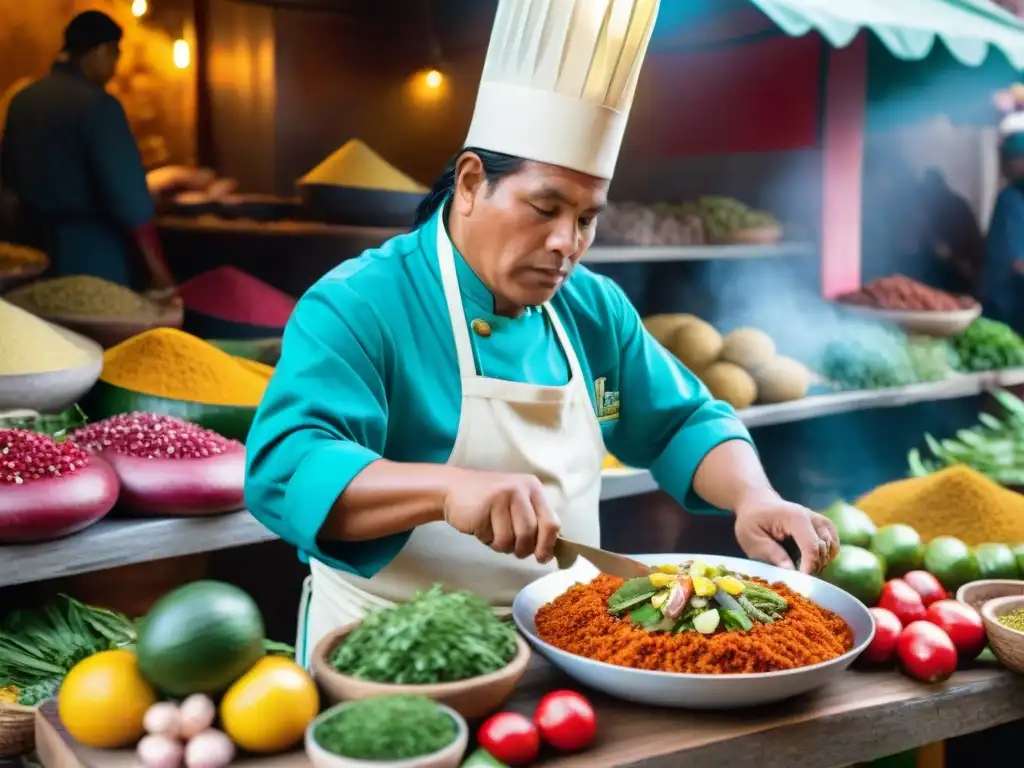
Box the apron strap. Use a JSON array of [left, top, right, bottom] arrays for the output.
[[436, 210, 480, 380]]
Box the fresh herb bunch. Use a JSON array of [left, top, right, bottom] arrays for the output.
[[0, 404, 88, 440], [330, 584, 517, 684], [314, 696, 457, 761], [951, 318, 1024, 372], [0, 595, 135, 705]]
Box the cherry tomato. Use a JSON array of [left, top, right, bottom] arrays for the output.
[[863, 607, 902, 663], [534, 690, 597, 753], [896, 621, 958, 683], [901, 571, 946, 607], [878, 579, 927, 626], [924, 599, 986, 661], [478, 712, 540, 766]]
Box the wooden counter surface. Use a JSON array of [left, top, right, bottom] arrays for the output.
[[34, 660, 1024, 768]]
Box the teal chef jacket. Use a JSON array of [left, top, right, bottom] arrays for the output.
[[244, 207, 753, 577], [0, 62, 154, 287]]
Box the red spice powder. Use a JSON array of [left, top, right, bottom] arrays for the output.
[[534, 574, 854, 674], [71, 413, 240, 460], [0, 429, 89, 484], [179, 266, 295, 327]]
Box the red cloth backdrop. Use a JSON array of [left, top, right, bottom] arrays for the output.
[[648, 33, 824, 156]]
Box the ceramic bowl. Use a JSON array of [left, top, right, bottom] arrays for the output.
[[310, 622, 531, 718], [836, 303, 981, 338], [956, 579, 1024, 614], [980, 595, 1024, 674], [305, 701, 468, 768], [0, 325, 102, 412]]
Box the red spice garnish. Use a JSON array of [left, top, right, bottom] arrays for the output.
[[179, 266, 296, 327], [71, 413, 239, 460], [0, 429, 89, 484]]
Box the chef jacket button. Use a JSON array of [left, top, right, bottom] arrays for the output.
[[472, 319, 492, 337]]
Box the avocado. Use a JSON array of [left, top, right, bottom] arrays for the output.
[[720, 327, 776, 372], [698, 361, 757, 410], [821, 500, 877, 549]]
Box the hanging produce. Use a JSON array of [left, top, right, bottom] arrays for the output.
[[69, 413, 246, 516], [0, 429, 119, 543], [0, 299, 94, 375]]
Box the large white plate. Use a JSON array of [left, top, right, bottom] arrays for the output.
[[512, 553, 875, 709]]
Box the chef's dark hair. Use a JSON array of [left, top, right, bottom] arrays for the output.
[[414, 147, 524, 228], [63, 11, 123, 57]]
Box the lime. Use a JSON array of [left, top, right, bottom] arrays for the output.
[[820, 500, 877, 548], [973, 543, 1019, 580], [871, 524, 924, 577], [820, 545, 885, 605], [923, 536, 980, 590], [1012, 543, 1024, 576]]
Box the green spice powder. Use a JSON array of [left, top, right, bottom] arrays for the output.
[[997, 607, 1024, 632], [314, 696, 457, 761]]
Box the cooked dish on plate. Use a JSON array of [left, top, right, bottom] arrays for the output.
[[534, 559, 854, 674]]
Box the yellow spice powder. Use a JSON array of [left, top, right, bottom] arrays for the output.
[[0, 299, 94, 375], [857, 464, 1024, 545], [101, 328, 269, 406]]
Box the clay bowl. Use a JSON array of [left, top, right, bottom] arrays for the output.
[[956, 579, 1024, 614], [980, 595, 1024, 674], [0, 702, 35, 758], [36, 301, 184, 348], [310, 622, 531, 719]]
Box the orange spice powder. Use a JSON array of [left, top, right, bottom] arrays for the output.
[[535, 574, 854, 674]]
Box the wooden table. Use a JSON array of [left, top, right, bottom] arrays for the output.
[[34, 660, 1024, 768]]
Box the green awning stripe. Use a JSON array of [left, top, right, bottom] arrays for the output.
[[748, 0, 1024, 69]]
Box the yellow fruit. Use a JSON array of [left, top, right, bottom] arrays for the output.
[[58, 649, 157, 748], [220, 656, 319, 754]]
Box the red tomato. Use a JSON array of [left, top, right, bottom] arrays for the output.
[[902, 571, 946, 607], [478, 712, 540, 766], [924, 599, 986, 661], [878, 579, 927, 626], [534, 690, 597, 753], [896, 621, 958, 683], [863, 607, 902, 663]]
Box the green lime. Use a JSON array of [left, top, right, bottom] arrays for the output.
[[870, 524, 924, 577], [973, 543, 1019, 580], [820, 500, 877, 548], [820, 545, 885, 605], [1013, 543, 1024, 576], [923, 536, 980, 590]]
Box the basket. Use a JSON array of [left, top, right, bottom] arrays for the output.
[[0, 702, 36, 757]]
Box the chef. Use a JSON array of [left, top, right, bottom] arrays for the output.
[[0, 11, 176, 298], [983, 110, 1024, 331], [243, 0, 839, 666]]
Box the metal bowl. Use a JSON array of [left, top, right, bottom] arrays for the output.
[[512, 553, 875, 709]]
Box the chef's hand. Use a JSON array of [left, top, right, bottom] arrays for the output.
[[443, 470, 562, 563], [733, 491, 839, 575], [146, 286, 182, 312]]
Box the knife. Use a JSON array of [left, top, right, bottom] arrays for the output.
[[553, 537, 653, 580]]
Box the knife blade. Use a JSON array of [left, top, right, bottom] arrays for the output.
[[553, 538, 653, 580]]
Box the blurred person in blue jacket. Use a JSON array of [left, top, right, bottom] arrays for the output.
[[0, 11, 176, 300], [983, 111, 1024, 331]]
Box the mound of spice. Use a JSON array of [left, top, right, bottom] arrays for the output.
[[101, 328, 269, 406], [997, 607, 1024, 632], [0, 429, 119, 542], [0, 298, 94, 375], [179, 267, 295, 328], [313, 696, 457, 762], [6, 275, 160, 320], [70, 413, 245, 516], [837, 275, 974, 312], [0, 242, 46, 276], [330, 584, 518, 685]]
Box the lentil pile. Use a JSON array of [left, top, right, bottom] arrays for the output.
[[857, 465, 1024, 545], [101, 328, 270, 406], [0, 429, 89, 485], [70, 413, 241, 459], [0, 298, 94, 375], [837, 275, 975, 311], [534, 574, 853, 674], [997, 607, 1024, 632], [6, 275, 160, 319], [179, 266, 295, 327]]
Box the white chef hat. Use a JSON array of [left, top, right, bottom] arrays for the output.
[[465, 0, 660, 180], [1000, 111, 1024, 137]]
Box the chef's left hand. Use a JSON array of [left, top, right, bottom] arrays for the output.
[[733, 491, 839, 574]]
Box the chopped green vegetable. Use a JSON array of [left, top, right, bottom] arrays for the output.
[[721, 608, 753, 632], [951, 318, 1024, 373], [313, 696, 457, 761], [738, 595, 774, 624], [329, 584, 516, 685], [608, 576, 656, 613]]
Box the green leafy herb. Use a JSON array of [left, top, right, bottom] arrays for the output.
[[0, 405, 88, 439], [314, 696, 457, 761], [329, 584, 516, 685], [607, 576, 656, 613]]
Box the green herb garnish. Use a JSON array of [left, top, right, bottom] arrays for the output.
[[314, 696, 457, 761], [607, 576, 656, 613], [329, 584, 517, 685]]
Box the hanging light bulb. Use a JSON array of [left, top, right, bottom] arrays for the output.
[[425, 69, 443, 89], [131, 0, 148, 17], [172, 39, 190, 69]]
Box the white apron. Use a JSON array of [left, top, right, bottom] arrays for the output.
[[297, 219, 605, 665]]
